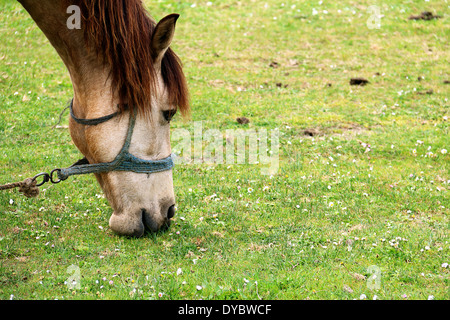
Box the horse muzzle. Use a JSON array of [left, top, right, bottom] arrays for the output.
[[109, 202, 176, 237]]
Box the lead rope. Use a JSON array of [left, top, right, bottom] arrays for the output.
[[0, 177, 40, 198]]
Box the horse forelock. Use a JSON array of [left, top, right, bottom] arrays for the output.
[[71, 0, 189, 116]]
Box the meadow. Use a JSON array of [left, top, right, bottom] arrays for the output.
[[0, 0, 448, 300]]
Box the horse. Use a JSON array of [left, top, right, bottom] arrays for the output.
[[17, 0, 189, 237]]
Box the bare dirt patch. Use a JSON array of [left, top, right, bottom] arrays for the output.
[[408, 11, 442, 20], [350, 78, 369, 86]]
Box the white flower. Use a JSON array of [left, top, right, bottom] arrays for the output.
[[441, 149, 448, 154], [196, 285, 203, 291], [9, 199, 14, 205], [360, 294, 367, 300], [428, 295, 434, 300], [441, 262, 448, 268], [176, 268, 182, 276]]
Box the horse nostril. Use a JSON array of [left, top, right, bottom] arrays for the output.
[[167, 205, 176, 219]]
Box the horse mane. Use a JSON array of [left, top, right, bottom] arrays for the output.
[[72, 0, 189, 115]]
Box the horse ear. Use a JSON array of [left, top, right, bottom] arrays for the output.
[[151, 14, 179, 68]]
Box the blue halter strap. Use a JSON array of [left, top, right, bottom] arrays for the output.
[[56, 99, 174, 181]]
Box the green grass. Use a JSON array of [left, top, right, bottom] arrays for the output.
[[0, 0, 449, 300]]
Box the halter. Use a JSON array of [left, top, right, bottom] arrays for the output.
[[53, 99, 174, 183]]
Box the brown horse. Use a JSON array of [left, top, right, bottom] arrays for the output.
[[18, 0, 189, 237]]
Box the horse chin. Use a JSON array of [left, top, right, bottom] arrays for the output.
[[109, 210, 146, 238]]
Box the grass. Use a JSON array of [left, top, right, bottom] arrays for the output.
[[0, 0, 449, 300]]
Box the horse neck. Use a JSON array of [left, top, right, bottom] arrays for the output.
[[18, 0, 116, 117]]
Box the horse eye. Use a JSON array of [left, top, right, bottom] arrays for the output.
[[162, 110, 177, 122]]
